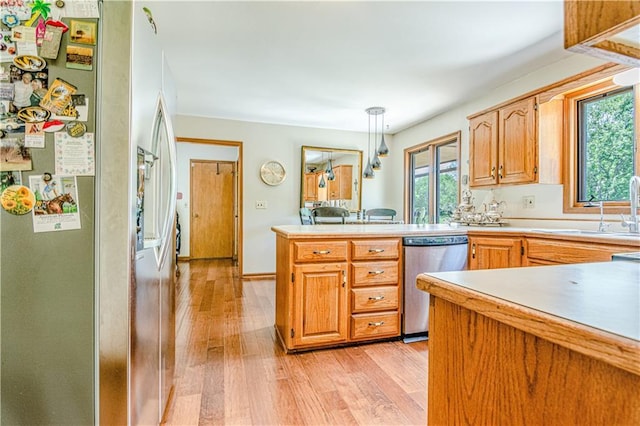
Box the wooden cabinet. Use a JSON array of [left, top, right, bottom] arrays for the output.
[[349, 239, 401, 341], [303, 172, 318, 201], [468, 235, 523, 270], [328, 165, 353, 200], [292, 262, 348, 347], [564, 0, 640, 67], [525, 237, 639, 265], [469, 110, 498, 187], [468, 232, 639, 269], [424, 271, 640, 426], [469, 97, 537, 187], [275, 235, 401, 352]]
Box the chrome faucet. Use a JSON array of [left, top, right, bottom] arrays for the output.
[[622, 175, 640, 233], [597, 201, 610, 232]]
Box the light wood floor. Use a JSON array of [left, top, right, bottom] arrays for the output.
[[163, 259, 428, 425]]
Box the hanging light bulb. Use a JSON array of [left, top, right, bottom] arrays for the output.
[[326, 152, 335, 180], [372, 112, 382, 170], [363, 108, 375, 179], [318, 152, 327, 187], [377, 112, 389, 157]]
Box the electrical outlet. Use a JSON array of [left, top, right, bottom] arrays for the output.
[[523, 195, 535, 209], [255, 200, 267, 209]]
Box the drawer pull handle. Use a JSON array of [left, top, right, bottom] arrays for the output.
[[313, 250, 331, 255], [368, 248, 385, 253], [368, 295, 385, 301], [368, 270, 384, 275], [368, 321, 385, 327]]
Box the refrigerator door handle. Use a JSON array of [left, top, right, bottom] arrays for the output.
[[151, 92, 177, 269]]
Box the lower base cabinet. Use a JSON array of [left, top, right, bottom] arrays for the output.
[[525, 237, 638, 265], [468, 234, 523, 269], [428, 295, 639, 425], [292, 262, 348, 347], [275, 235, 402, 352]]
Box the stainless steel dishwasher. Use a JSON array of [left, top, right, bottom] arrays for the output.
[[403, 235, 468, 342]]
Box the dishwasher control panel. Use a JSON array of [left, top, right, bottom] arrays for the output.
[[403, 235, 468, 246]]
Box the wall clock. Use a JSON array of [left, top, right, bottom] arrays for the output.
[[260, 160, 286, 186]]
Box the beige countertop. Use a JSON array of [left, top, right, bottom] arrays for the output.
[[417, 261, 640, 375], [271, 223, 640, 245]]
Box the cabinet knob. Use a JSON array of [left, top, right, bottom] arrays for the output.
[[313, 250, 331, 255], [368, 321, 385, 327], [368, 295, 385, 301], [368, 248, 385, 253], [491, 166, 496, 179], [368, 270, 384, 275], [499, 165, 503, 179]]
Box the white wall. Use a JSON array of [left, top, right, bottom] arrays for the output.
[[175, 52, 625, 275], [174, 117, 396, 274]]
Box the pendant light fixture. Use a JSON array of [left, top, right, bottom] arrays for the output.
[[364, 106, 386, 178], [363, 107, 376, 179], [318, 152, 326, 188], [377, 112, 389, 157], [326, 152, 335, 181]]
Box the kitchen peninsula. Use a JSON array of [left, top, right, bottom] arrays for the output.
[[417, 261, 640, 425], [272, 224, 640, 353]]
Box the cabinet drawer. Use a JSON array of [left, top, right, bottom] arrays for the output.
[[526, 238, 635, 264], [350, 312, 399, 340], [293, 241, 348, 263], [351, 286, 399, 313], [351, 239, 400, 260], [351, 261, 399, 287]]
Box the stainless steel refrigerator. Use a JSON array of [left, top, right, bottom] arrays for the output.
[[1, 2, 177, 424]]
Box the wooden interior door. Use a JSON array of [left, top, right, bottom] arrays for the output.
[[191, 160, 235, 259]]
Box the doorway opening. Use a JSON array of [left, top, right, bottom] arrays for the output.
[[176, 137, 243, 274]]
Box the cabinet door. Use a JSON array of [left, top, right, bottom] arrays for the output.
[[469, 111, 499, 186], [469, 236, 522, 270], [338, 165, 352, 200], [328, 170, 339, 200], [498, 97, 537, 184], [292, 263, 348, 347], [304, 173, 318, 201], [328, 165, 353, 200]]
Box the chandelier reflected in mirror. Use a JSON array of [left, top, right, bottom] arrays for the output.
[[364, 106, 389, 179]]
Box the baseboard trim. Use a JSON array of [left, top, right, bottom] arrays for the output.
[[242, 273, 276, 280]]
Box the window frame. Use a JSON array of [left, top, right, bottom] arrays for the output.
[[403, 131, 461, 224], [562, 78, 639, 214]]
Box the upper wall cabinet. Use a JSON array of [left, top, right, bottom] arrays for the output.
[[469, 96, 538, 187], [564, 0, 640, 67]]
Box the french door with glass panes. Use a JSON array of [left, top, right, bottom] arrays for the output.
[[405, 132, 460, 224]]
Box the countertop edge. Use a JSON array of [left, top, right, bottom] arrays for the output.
[[271, 225, 640, 246], [416, 273, 640, 376]]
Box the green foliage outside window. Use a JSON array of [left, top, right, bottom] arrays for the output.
[[438, 171, 458, 222], [580, 88, 635, 201]]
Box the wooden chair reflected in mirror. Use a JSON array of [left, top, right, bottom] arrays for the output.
[[311, 206, 350, 224], [366, 208, 397, 221]]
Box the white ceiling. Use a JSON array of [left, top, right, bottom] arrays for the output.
[[147, 0, 571, 133]]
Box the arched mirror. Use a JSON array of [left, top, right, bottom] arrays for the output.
[[300, 146, 363, 212]]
